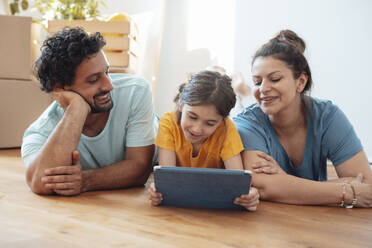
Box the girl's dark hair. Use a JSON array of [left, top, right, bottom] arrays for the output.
[[252, 29, 313, 94], [34, 27, 106, 92], [174, 70, 236, 120]]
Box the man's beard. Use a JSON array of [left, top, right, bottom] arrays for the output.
[[90, 91, 114, 114]]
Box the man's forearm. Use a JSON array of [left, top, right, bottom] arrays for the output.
[[82, 158, 152, 192], [26, 103, 89, 194]]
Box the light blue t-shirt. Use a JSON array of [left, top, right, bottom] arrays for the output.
[[21, 74, 155, 170], [233, 97, 363, 181]]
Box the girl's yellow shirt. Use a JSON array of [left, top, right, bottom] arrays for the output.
[[155, 112, 244, 168]]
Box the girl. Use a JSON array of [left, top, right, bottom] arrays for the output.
[[234, 30, 372, 207], [149, 70, 259, 211]]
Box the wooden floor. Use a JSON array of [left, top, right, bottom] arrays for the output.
[[1, 148, 372, 248]]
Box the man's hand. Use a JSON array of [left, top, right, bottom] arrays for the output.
[[41, 150, 84, 196], [251, 152, 286, 175], [52, 90, 90, 112]]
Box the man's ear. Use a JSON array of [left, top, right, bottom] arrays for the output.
[[53, 83, 64, 92], [53, 83, 71, 92]]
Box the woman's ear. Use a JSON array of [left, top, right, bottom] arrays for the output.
[[296, 73, 308, 93]]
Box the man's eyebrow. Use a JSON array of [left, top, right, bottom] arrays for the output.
[[86, 66, 109, 79], [86, 72, 100, 79]]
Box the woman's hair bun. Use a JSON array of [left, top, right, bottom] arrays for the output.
[[273, 29, 306, 54]]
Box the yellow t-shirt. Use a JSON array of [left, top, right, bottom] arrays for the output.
[[155, 112, 244, 168]]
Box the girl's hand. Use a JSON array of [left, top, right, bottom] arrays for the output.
[[148, 182, 163, 206], [252, 152, 285, 175], [234, 187, 260, 211]]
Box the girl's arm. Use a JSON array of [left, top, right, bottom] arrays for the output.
[[223, 153, 244, 170], [224, 153, 260, 211], [243, 150, 372, 207], [149, 147, 176, 206], [158, 147, 177, 166]]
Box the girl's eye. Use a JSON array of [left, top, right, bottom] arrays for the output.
[[207, 123, 216, 127], [189, 116, 197, 120], [271, 78, 281, 82], [253, 80, 262, 86]]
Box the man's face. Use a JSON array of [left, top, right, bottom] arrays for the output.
[[65, 51, 114, 113]]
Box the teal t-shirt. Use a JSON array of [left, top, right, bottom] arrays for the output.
[[21, 74, 155, 170], [233, 97, 363, 181]]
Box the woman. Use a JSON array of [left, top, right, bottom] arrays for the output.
[[234, 30, 372, 207]]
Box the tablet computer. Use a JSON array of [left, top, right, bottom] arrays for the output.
[[153, 166, 252, 210]]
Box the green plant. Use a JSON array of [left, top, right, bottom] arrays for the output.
[[8, 0, 107, 27], [33, 0, 107, 21], [9, 0, 29, 15]]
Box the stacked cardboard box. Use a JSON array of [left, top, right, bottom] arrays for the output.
[[0, 15, 51, 148], [48, 20, 131, 71]]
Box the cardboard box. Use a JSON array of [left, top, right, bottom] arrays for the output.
[[0, 15, 40, 80], [0, 79, 51, 148], [48, 20, 131, 68]]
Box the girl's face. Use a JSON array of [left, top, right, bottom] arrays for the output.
[[180, 104, 223, 146], [251, 56, 307, 115]]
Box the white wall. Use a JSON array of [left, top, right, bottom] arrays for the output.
[[234, 0, 372, 160], [155, 0, 235, 116], [0, 1, 5, 14]]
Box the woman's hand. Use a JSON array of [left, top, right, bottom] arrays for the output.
[[148, 182, 163, 206], [251, 152, 285, 175], [234, 187, 260, 211], [348, 173, 372, 208]]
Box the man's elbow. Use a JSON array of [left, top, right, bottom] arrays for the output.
[[25, 167, 53, 195], [135, 165, 152, 186]]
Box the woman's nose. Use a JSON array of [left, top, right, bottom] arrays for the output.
[[260, 79, 271, 93]]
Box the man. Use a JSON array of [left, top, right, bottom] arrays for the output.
[[21, 27, 155, 195]]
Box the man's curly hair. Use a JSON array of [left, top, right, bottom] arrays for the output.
[[34, 27, 106, 92]]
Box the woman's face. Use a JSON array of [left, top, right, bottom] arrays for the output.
[[251, 56, 307, 115], [180, 104, 223, 146]]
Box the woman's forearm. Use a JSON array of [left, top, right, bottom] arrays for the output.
[[252, 173, 353, 206]]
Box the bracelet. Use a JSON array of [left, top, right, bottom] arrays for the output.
[[340, 183, 346, 207], [348, 183, 358, 207], [340, 183, 354, 208]]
